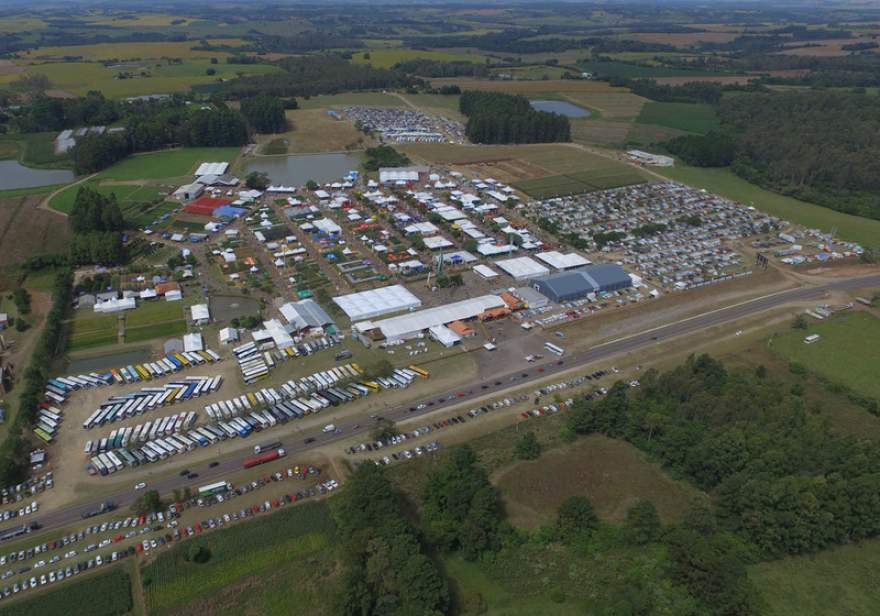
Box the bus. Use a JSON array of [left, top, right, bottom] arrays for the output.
[[408, 365, 430, 379], [198, 481, 231, 498], [543, 342, 565, 356]]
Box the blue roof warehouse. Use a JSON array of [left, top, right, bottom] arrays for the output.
[[532, 264, 632, 303]]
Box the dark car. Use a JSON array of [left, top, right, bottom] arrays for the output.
[[179, 469, 190, 476], [209, 461, 219, 468], [187, 473, 198, 479], [304, 437, 315, 444]]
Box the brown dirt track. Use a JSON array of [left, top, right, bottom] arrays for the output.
[[494, 434, 702, 528]]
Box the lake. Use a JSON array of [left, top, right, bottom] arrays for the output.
[[530, 100, 591, 118], [0, 160, 74, 190], [244, 152, 362, 186]]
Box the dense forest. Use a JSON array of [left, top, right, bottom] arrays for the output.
[[459, 91, 570, 144], [68, 187, 126, 265], [719, 91, 880, 221], [226, 56, 421, 98], [239, 94, 287, 133], [393, 59, 489, 79]]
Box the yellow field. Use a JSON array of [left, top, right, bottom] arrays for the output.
[[0, 16, 46, 33], [352, 48, 484, 69], [84, 13, 197, 27], [562, 90, 647, 120], [19, 39, 244, 61]]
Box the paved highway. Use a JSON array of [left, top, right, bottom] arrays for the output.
[[19, 274, 880, 535]]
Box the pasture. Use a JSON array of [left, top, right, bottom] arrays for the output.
[[49, 181, 166, 215], [0, 132, 70, 169], [749, 538, 880, 616], [98, 147, 242, 181], [430, 77, 621, 95], [636, 101, 720, 134], [259, 108, 373, 154], [69, 299, 188, 351], [143, 501, 337, 616], [494, 434, 701, 528], [770, 312, 880, 400], [657, 165, 880, 247]]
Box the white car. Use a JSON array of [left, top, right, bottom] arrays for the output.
[[134, 482, 147, 491], [322, 424, 336, 433]]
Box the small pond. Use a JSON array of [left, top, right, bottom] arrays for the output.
[[0, 160, 75, 190], [66, 348, 151, 374], [243, 152, 362, 186], [529, 100, 591, 118]]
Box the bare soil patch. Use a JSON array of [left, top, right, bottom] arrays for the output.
[[494, 434, 701, 528], [0, 195, 71, 266]]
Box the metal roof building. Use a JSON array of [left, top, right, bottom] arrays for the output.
[[496, 257, 550, 280], [333, 284, 422, 321], [280, 299, 335, 331], [534, 251, 591, 270], [533, 264, 632, 302]]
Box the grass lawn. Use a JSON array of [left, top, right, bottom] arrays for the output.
[[124, 320, 186, 343], [97, 147, 242, 181], [0, 132, 71, 169], [49, 181, 167, 214], [494, 434, 702, 528], [143, 501, 337, 616], [657, 165, 880, 248], [749, 538, 880, 616], [351, 47, 482, 69], [0, 565, 133, 616], [636, 101, 720, 134], [769, 312, 880, 399]]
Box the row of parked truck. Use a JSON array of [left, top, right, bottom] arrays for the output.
[[82, 375, 222, 430]]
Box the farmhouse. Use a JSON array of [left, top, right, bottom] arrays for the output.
[[533, 264, 632, 303]]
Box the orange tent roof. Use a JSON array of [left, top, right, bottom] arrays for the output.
[[154, 281, 180, 296], [448, 320, 475, 336], [500, 292, 523, 310], [479, 307, 510, 321]]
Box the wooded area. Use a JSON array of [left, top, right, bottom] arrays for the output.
[[459, 91, 570, 144]]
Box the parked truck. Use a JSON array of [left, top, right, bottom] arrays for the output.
[[243, 447, 286, 469], [253, 441, 282, 455]]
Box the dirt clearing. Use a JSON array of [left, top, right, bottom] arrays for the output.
[[0, 194, 71, 266]]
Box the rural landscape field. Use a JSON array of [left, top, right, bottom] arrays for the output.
[[0, 1, 878, 615]]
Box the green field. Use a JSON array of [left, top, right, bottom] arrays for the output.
[[49, 181, 166, 214], [515, 169, 645, 199], [657, 165, 880, 247], [0, 132, 71, 169], [0, 59, 281, 99], [97, 147, 241, 181], [750, 538, 880, 616], [770, 312, 880, 400], [143, 501, 337, 615], [351, 47, 483, 69], [0, 566, 133, 616], [636, 101, 720, 134], [125, 320, 186, 343]]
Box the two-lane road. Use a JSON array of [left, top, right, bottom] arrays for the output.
[[19, 274, 880, 535]]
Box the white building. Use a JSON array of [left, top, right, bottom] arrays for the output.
[[183, 332, 204, 352], [219, 327, 239, 345], [627, 150, 674, 167], [333, 284, 422, 321], [534, 251, 591, 270], [190, 303, 210, 324], [94, 297, 136, 313], [195, 162, 229, 177], [496, 257, 550, 280]]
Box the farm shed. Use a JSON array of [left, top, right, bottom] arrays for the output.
[[195, 162, 230, 177], [533, 264, 632, 303], [473, 264, 499, 279], [429, 325, 462, 348], [173, 182, 205, 202], [190, 303, 210, 324], [184, 332, 204, 353], [333, 284, 422, 321]]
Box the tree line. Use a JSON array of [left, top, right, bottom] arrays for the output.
[[393, 59, 490, 79], [0, 269, 72, 487], [67, 187, 126, 265], [459, 91, 570, 144], [225, 56, 422, 99]]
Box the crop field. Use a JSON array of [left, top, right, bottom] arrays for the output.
[[0, 132, 70, 169], [352, 47, 483, 69], [562, 90, 647, 120], [494, 434, 701, 528], [143, 501, 337, 615], [0, 195, 71, 267], [19, 39, 244, 61], [125, 319, 187, 343], [749, 538, 880, 616], [636, 101, 720, 134], [0, 566, 133, 616], [770, 312, 880, 399], [629, 31, 741, 47], [84, 13, 198, 28], [490, 65, 572, 80], [657, 165, 880, 247]]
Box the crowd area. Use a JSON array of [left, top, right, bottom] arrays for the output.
[[343, 106, 465, 143]]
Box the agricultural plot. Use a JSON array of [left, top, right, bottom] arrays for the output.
[[0, 132, 70, 169], [770, 312, 880, 400], [49, 181, 167, 216], [98, 147, 242, 181], [351, 47, 483, 69], [561, 91, 647, 120], [749, 538, 880, 616], [495, 434, 701, 528], [430, 77, 622, 95], [0, 195, 71, 267], [143, 501, 337, 615], [0, 566, 133, 616], [636, 101, 720, 134], [579, 60, 730, 80], [262, 108, 373, 153], [19, 39, 244, 61]]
